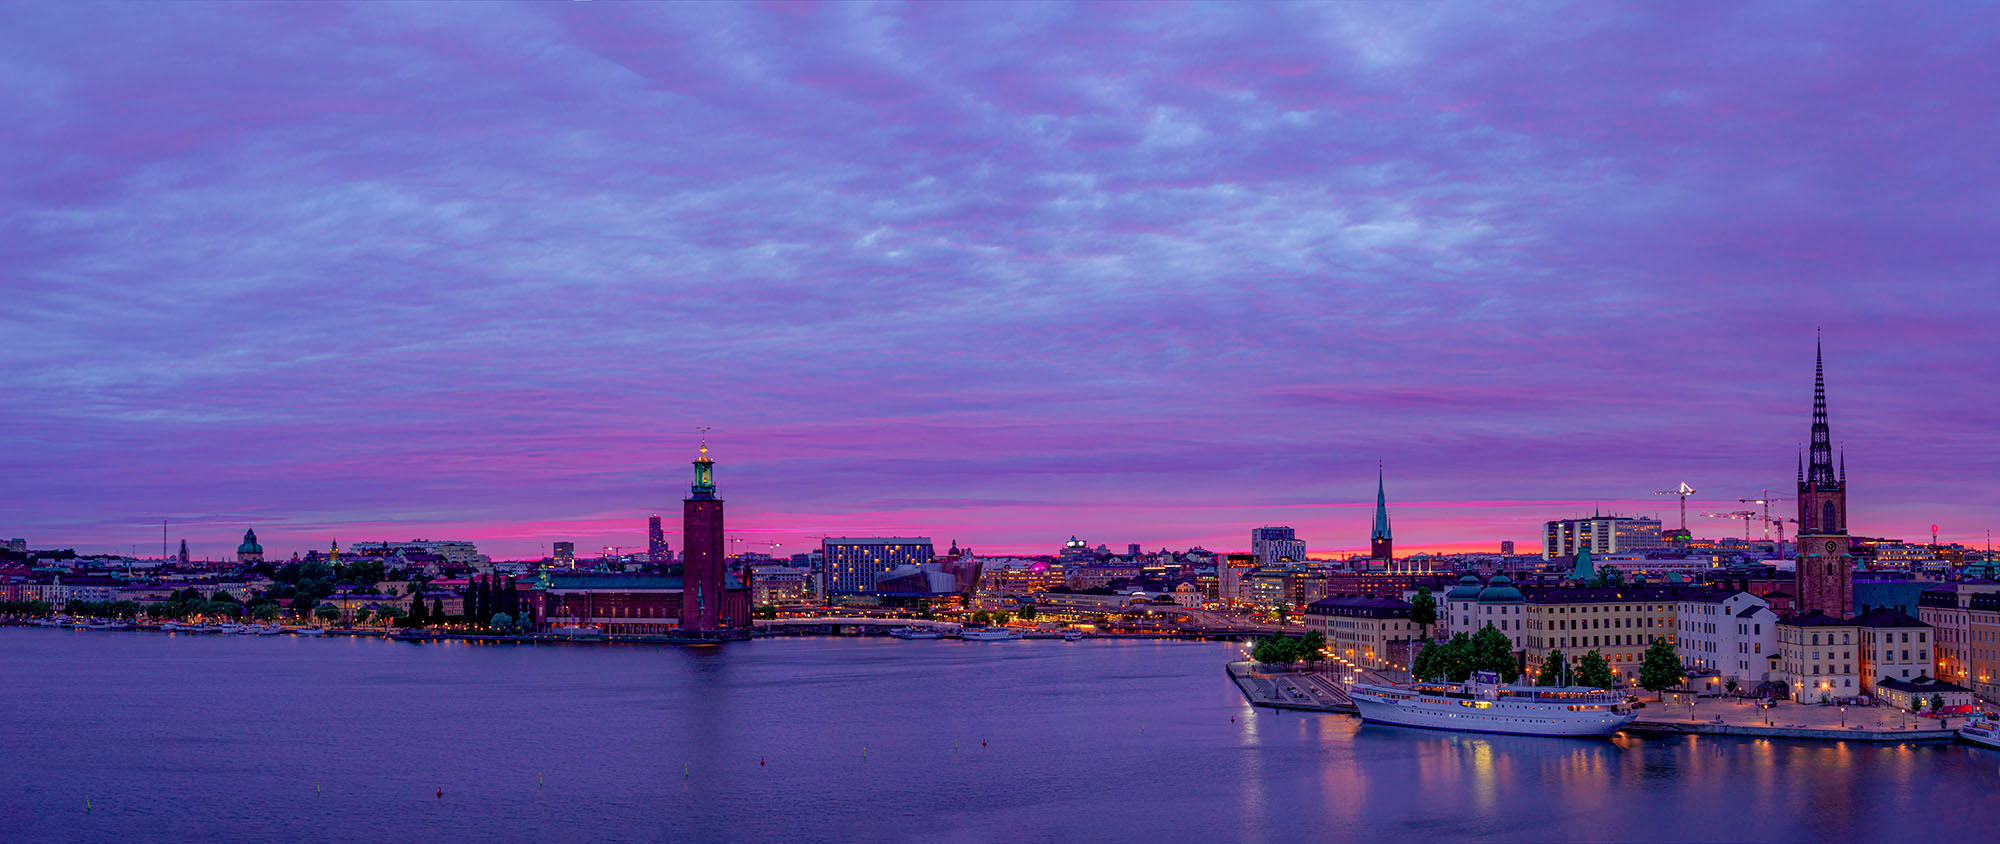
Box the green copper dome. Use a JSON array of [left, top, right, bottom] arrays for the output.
[[237, 528, 263, 555], [1477, 573, 1523, 603]]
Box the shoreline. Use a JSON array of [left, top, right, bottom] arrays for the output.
[[1224, 660, 1964, 745]]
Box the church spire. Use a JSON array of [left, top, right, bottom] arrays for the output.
[[1806, 338, 1836, 488], [1370, 462, 1393, 561]]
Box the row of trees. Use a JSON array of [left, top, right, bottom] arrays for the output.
[[0, 600, 54, 616], [1251, 631, 1328, 667], [1412, 627, 1521, 683], [1532, 649, 1616, 688]]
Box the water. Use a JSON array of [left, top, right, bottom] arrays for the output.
[[2, 628, 1995, 843]]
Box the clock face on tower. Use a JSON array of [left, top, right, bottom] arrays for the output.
[[1824, 540, 1838, 553]]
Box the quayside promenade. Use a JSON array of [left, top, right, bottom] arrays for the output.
[[1225, 660, 1959, 743]]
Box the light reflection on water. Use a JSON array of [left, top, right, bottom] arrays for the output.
[[1, 629, 1996, 843]]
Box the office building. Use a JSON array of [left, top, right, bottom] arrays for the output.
[[553, 542, 575, 569], [648, 515, 669, 567], [1307, 596, 1417, 670], [1251, 527, 1305, 568], [821, 537, 935, 597], [1542, 516, 1662, 560]]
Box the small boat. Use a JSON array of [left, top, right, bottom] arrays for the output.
[[1062, 629, 1086, 642], [296, 627, 327, 637], [1959, 716, 2000, 750], [959, 627, 1023, 641], [889, 626, 943, 640]]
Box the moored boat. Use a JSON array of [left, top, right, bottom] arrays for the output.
[[1958, 716, 2000, 749], [889, 626, 943, 640], [952, 628, 1016, 644], [1349, 671, 1637, 738]]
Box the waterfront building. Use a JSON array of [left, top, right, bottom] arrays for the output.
[[870, 564, 960, 609], [236, 528, 263, 565], [1029, 590, 1160, 624], [1306, 595, 1416, 670], [821, 537, 934, 598], [1778, 612, 1861, 703], [1965, 592, 2000, 701], [1542, 515, 1662, 560], [749, 565, 813, 606], [1795, 342, 1854, 618], [1371, 467, 1393, 562], [1521, 585, 1690, 686], [1067, 562, 1143, 590], [1916, 583, 2000, 690], [1675, 591, 1779, 685], [1855, 608, 1933, 695], [1251, 527, 1306, 568], [531, 572, 748, 635], [1874, 676, 1974, 712], [980, 561, 1066, 596], [682, 438, 730, 632]]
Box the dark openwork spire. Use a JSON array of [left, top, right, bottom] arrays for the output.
[[1806, 338, 1836, 488]]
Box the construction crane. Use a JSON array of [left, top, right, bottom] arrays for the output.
[[1737, 490, 1794, 543], [1770, 517, 1799, 558], [1655, 482, 1697, 535], [1703, 510, 1760, 541]]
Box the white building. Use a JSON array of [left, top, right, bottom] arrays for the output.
[[350, 540, 488, 570], [1442, 574, 1526, 650], [1676, 591, 1779, 685], [1543, 516, 1663, 560]]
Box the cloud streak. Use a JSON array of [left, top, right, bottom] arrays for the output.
[[2, 1, 1996, 558]]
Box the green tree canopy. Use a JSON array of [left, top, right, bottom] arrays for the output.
[[1575, 650, 1616, 689], [1535, 650, 1568, 686], [313, 603, 341, 622], [1409, 588, 1438, 639], [1467, 625, 1520, 682], [969, 610, 992, 625], [1441, 632, 1474, 682], [1932, 693, 1947, 712], [1412, 641, 1441, 680], [1015, 604, 1037, 620], [1638, 638, 1686, 698], [1298, 630, 1328, 663]]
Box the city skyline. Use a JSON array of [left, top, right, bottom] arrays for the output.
[[6, 3, 1997, 558]]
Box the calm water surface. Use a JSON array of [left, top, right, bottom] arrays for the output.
[[2, 628, 1996, 843]]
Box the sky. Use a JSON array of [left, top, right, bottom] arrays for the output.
[[3, 1, 1997, 561]]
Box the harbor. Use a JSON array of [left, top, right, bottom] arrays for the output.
[[1227, 660, 1965, 744]]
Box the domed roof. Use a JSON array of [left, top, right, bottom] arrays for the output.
[[1477, 573, 1523, 603], [238, 528, 262, 555], [1445, 574, 1484, 601]]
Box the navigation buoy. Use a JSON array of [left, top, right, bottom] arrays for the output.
[[683, 763, 689, 778], [436, 788, 443, 800], [85, 796, 90, 813], [760, 758, 765, 766], [981, 740, 986, 747], [538, 772, 543, 788]]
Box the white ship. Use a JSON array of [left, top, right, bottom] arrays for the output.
[[958, 627, 1023, 641], [1349, 671, 1637, 738], [889, 626, 942, 640]]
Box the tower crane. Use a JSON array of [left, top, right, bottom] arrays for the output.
[[1702, 510, 1761, 542], [1655, 482, 1697, 535], [1738, 490, 1794, 543], [1770, 517, 1799, 559]]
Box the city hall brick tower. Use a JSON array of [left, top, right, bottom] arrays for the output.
[[1794, 340, 1852, 618], [682, 434, 726, 634]]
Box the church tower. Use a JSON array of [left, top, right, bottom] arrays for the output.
[[682, 433, 726, 633], [1370, 463, 1393, 562], [1794, 340, 1852, 618]]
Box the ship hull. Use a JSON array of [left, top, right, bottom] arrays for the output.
[[1352, 693, 1635, 738]]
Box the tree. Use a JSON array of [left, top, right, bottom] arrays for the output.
[[410, 593, 428, 626], [354, 610, 373, 624], [1441, 633, 1474, 682], [251, 603, 281, 621], [430, 598, 444, 620], [1252, 635, 1305, 666], [1535, 650, 1568, 686], [1932, 693, 1947, 713], [380, 606, 407, 626], [1467, 625, 1519, 682], [314, 603, 341, 623], [1298, 630, 1328, 668], [1913, 695, 1927, 712], [1724, 678, 1739, 696], [1412, 642, 1442, 680], [1575, 650, 1616, 689], [751, 604, 778, 620], [1409, 587, 1438, 641], [1016, 604, 1037, 621], [1638, 638, 1686, 699], [993, 612, 1013, 625], [969, 610, 992, 625], [490, 612, 513, 631]]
